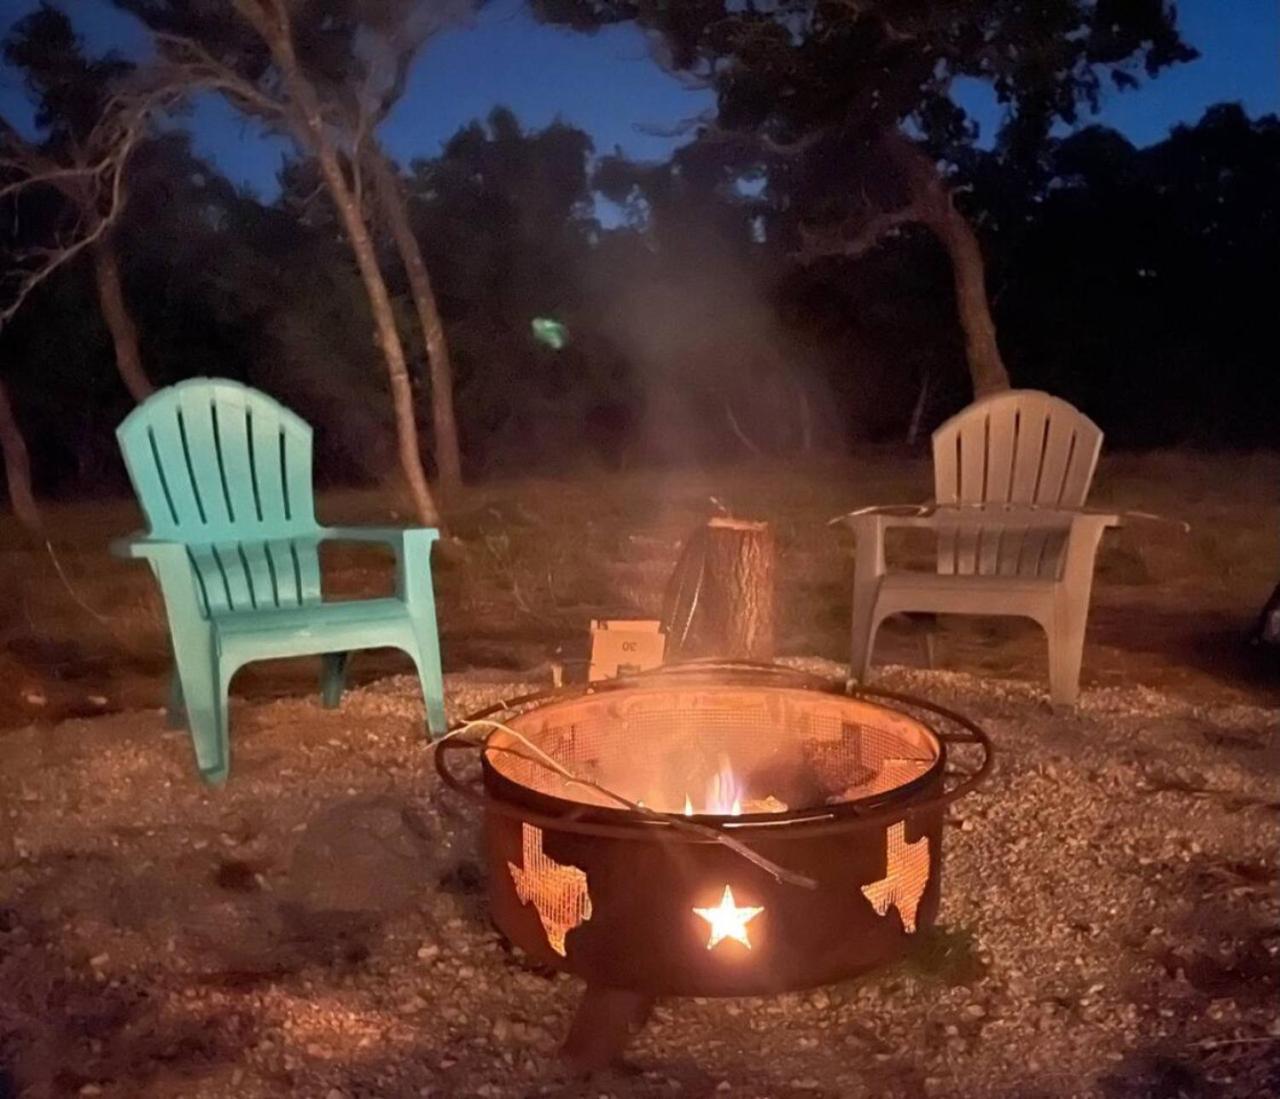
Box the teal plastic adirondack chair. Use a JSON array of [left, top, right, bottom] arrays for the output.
[[113, 378, 447, 785]]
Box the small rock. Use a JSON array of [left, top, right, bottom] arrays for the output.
[[325, 1089, 347, 1099], [716, 1083, 732, 1093], [78, 1087, 102, 1097], [88, 953, 110, 968], [417, 942, 440, 961]]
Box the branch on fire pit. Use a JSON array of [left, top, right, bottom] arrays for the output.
[[454, 721, 819, 890]]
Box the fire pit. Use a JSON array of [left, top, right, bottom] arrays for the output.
[[436, 662, 992, 1067]]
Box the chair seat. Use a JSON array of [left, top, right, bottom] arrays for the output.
[[880, 571, 1057, 593], [213, 598, 413, 660], [875, 571, 1058, 620]]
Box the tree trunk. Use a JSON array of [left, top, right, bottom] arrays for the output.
[[367, 146, 463, 502], [319, 145, 440, 527], [680, 518, 776, 660], [92, 237, 152, 403], [925, 201, 1011, 396], [267, 51, 439, 526], [0, 376, 41, 531]]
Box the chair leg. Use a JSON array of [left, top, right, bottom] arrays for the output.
[[919, 618, 938, 670], [169, 634, 230, 784], [166, 668, 186, 730], [321, 652, 349, 709], [1047, 600, 1087, 707], [848, 582, 883, 687], [175, 656, 230, 786], [407, 622, 447, 738]]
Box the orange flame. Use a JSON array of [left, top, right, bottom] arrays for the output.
[[684, 755, 744, 816]]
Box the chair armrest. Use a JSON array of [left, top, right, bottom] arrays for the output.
[[841, 514, 890, 579], [109, 534, 207, 621], [110, 533, 189, 562], [842, 508, 1121, 580], [844, 513, 942, 535], [319, 526, 440, 601], [1060, 512, 1121, 588], [846, 507, 1121, 534], [318, 525, 440, 549]]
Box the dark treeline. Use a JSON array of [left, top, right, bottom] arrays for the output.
[[1, 3, 1277, 508]]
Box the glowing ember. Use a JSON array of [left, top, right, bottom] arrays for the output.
[[693, 885, 763, 950]]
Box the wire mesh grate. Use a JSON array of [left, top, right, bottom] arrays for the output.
[[488, 685, 941, 815]]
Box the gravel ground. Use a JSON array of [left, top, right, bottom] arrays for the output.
[[1, 662, 1277, 1099]]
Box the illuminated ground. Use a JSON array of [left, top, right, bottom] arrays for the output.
[[1, 454, 1277, 1095], [0, 664, 1276, 1097]]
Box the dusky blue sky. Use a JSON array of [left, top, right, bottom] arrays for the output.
[[1, 0, 1276, 201]]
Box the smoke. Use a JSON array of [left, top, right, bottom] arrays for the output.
[[595, 231, 833, 467]]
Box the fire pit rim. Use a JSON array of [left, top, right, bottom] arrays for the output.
[[435, 661, 994, 842]]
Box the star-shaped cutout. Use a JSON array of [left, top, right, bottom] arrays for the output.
[[860, 821, 930, 933], [693, 885, 764, 950]]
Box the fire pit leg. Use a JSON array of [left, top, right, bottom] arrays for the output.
[[560, 985, 655, 1072]]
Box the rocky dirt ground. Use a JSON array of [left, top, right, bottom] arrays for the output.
[[2, 659, 1277, 1099]]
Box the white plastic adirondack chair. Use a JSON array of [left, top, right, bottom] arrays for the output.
[[845, 390, 1118, 705]]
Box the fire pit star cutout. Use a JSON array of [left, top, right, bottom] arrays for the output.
[[861, 821, 930, 933], [694, 885, 764, 950], [508, 824, 593, 956]]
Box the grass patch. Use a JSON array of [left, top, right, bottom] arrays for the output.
[[900, 925, 989, 988]]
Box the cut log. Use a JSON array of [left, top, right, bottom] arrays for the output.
[[678, 517, 776, 660]]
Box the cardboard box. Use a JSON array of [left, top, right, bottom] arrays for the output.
[[588, 619, 666, 681]]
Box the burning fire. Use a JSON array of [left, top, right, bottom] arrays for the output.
[[682, 755, 753, 816]]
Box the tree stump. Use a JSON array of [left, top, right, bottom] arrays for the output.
[[675, 517, 776, 660]]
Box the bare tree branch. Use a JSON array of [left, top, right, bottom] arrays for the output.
[[0, 77, 175, 332], [152, 32, 288, 123], [0, 113, 141, 329], [794, 201, 925, 265]]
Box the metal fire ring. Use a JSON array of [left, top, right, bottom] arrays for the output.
[[434, 659, 995, 842]]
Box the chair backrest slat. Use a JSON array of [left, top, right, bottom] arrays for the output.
[[931, 390, 1104, 577], [119, 379, 322, 613], [140, 400, 207, 531], [176, 385, 237, 534], [119, 378, 317, 542], [212, 395, 262, 529]]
